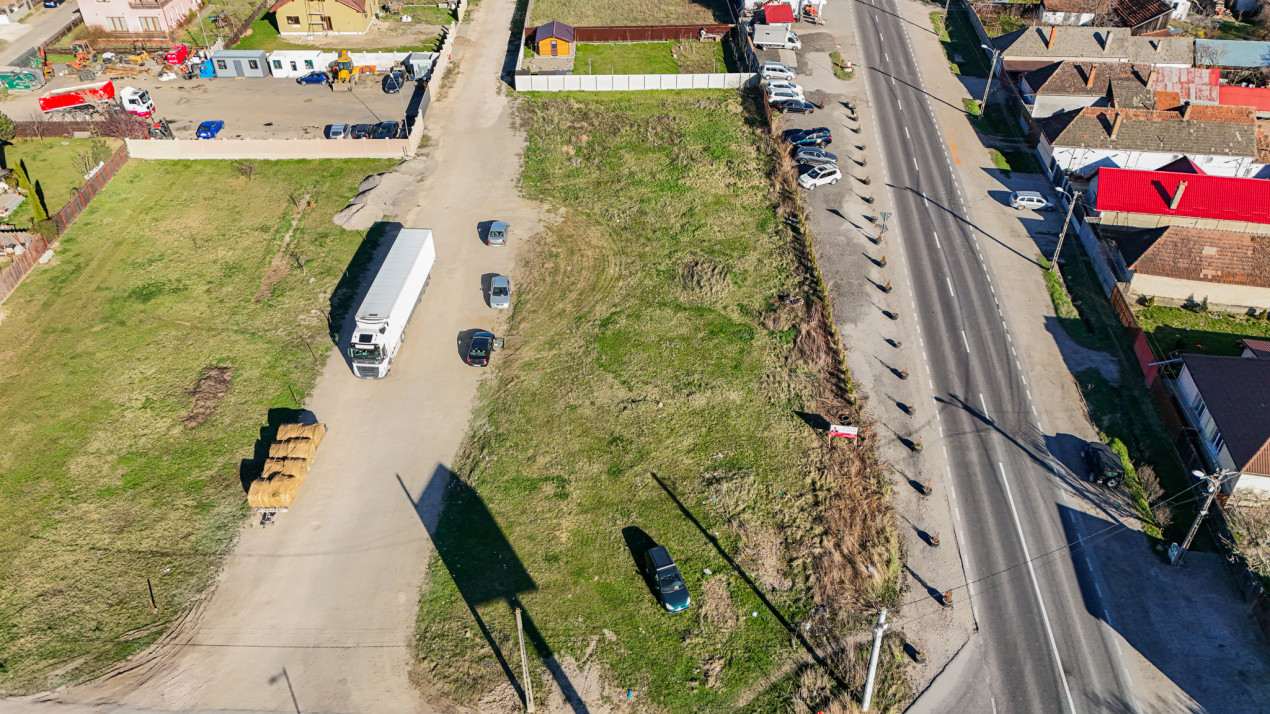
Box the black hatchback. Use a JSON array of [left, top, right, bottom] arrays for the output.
[[643, 545, 691, 613], [1082, 441, 1125, 489], [373, 121, 402, 139]]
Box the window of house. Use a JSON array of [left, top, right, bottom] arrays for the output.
[[286, 15, 300, 25], [139, 16, 160, 31], [272, 59, 283, 69], [304, 60, 314, 69], [1190, 391, 1207, 420], [248, 60, 259, 70], [216, 60, 227, 70], [107, 16, 127, 31], [1211, 431, 1226, 454]]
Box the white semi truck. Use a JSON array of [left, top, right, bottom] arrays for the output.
[[348, 228, 436, 379]]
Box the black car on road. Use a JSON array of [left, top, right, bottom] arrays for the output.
[[1082, 441, 1125, 489]]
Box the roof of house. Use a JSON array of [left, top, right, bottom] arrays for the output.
[[1181, 353, 1270, 475], [1116, 0, 1171, 27], [1047, 105, 1258, 157], [1243, 338, 1270, 359], [997, 26, 1194, 66], [1195, 39, 1270, 69], [1026, 61, 1150, 97], [1150, 66, 1219, 103], [535, 21, 574, 42], [271, 0, 366, 13], [762, 3, 796, 23], [1155, 156, 1206, 173], [1044, 0, 1110, 12], [1111, 78, 1156, 109], [1094, 167, 1270, 224], [1259, 120, 1270, 162], [1221, 86, 1270, 113], [1126, 225, 1270, 288]]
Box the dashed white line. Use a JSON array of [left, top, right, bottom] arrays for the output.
[[996, 462, 1078, 714], [912, 156, 918, 171], [1010, 345, 1017, 356], [904, 127, 911, 139], [979, 392, 988, 412], [961, 330, 970, 354], [1031, 404, 1038, 416], [884, 51, 890, 62], [946, 277, 955, 299]]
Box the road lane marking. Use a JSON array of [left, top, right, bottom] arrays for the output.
[[961, 330, 970, 354], [912, 157, 918, 171], [1031, 404, 1038, 416], [884, 51, 890, 62], [897, 99, 903, 111], [979, 392, 987, 413], [997, 462, 1078, 714], [904, 127, 910, 139], [946, 277, 955, 299]]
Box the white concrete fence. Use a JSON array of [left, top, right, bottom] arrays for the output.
[[514, 72, 758, 92]]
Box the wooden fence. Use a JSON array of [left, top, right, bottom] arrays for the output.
[[0, 234, 49, 305], [523, 23, 733, 42], [224, 0, 276, 48], [51, 143, 130, 235]]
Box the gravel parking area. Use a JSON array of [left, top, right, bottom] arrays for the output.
[[1, 75, 418, 140]]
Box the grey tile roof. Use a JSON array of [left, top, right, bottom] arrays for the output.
[[1029, 61, 1150, 97], [998, 26, 1194, 65], [1050, 106, 1258, 157], [1181, 354, 1270, 475]]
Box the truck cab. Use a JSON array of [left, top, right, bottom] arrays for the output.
[[119, 86, 155, 117], [350, 319, 392, 379]]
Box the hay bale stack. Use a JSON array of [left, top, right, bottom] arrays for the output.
[[247, 475, 302, 509], [269, 438, 317, 461], [263, 457, 310, 484], [277, 423, 326, 447]]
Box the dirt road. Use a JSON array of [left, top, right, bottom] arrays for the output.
[[25, 0, 544, 709]]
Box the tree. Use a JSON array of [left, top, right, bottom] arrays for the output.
[[0, 111, 15, 145], [18, 160, 49, 223]]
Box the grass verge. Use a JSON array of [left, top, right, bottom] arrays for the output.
[[233, 16, 440, 52], [570, 41, 726, 74], [2, 138, 123, 228], [1135, 304, 1270, 357], [414, 91, 902, 712], [0, 157, 393, 694], [829, 51, 855, 80]]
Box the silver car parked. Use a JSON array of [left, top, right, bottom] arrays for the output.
[[794, 147, 837, 166], [490, 275, 511, 309]]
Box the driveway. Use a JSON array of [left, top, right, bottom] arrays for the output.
[[26, 0, 546, 709], [0, 2, 80, 66]]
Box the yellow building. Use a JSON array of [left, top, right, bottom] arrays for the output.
[[533, 21, 574, 57], [270, 0, 373, 35]]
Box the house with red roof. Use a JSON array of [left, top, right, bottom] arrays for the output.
[[1092, 166, 1270, 232], [762, 2, 796, 25], [271, 0, 373, 35]]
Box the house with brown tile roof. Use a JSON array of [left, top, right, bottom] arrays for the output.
[[1172, 352, 1270, 501], [1020, 61, 1153, 117], [1040, 104, 1265, 177], [1110, 224, 1270, 310], [1039, 0, 1172, 31], [996, 26, 1194, 71]]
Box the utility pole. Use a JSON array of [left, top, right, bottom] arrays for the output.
[[979, 44, 1001, 108], [1171, 469, 1231, 566], [1051, 188, 1080, 269], [515, 608, 535, 712], [862, 608, 889, 711]]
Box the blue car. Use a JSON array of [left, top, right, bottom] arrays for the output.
[[43, 0, 64, 7], [196, 120, 224, 139], [296, 71, 329, 85]]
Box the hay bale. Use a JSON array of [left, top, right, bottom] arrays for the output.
[[269, 438, 317, 461], [263, 457, 310, 483], [277, 423, 326, 447], [246, 474, 302, 508]]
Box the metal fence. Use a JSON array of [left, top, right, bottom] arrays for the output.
[[0, 234, 49, 305], [51, 143, 129, 235], [224, 0, 275, 48]]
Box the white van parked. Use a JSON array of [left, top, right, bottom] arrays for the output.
[[760, 61, 795, 81]]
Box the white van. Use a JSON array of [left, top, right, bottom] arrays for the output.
[[1009, 191, 1051, 210], [760, 61, 795, 81]]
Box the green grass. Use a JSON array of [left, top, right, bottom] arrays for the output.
[[1108, 436, 1164, 539], [829, 51, 855, 80], [0, 157, 393, 694], [529, 0, 726, 26], [935, 6, 991, 77], [962, 97, 980, 116], [1, 138, 123, 228], [1039, 255, 1103, 351], [232, 16, 439, 52], [414, 91, 903, 712], [1136, 305, 1270, 357], [572, 42, 679, 74], [978, 12, 1028, 38], [1173, 18, 1269, 41], [401, 4, 455, 24]]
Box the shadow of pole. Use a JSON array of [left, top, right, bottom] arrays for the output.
[[648, 472, 851, 694], [889, 184, 1041, 268]]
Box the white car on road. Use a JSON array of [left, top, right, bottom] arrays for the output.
[[798, 165, 841, 190]]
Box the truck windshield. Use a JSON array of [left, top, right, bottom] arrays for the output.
[[349, 346, 382, 361]]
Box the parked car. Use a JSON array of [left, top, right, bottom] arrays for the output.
[[43, 0, 64, 7], [350, 123, 374, 139], [327, 123, 349, 140], [296, 71, 329, 85], [763, 79, 804, 99], [643, 545, 691, 613], [784, 127, 832, 147], [196, 120, 224, 139], [372, 121, 402, 139], [487, 220, 509, 246], [382, 71, 406, 94], [1082, 441, 1125, 489], [765, 87, 803, 105], [466, 331, 494, 366], [794, 147, 837, 167], [775, 99, 817, 115], [798, 164, 841, 190], [760, 61, 795, 81], [489, 275, 510, 309], [1009, 190, 1052, 211]]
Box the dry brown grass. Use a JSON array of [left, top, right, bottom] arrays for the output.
[[182, 366, 234, 429]]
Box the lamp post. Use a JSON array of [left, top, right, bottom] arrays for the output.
[[1170, 468, 1236, 566], [1050, 185, 1083, 269], [980, 43, 1002, 108]]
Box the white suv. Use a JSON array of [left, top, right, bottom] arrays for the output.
[[760, 61, 795, 81], [763, 79, 804, 100]]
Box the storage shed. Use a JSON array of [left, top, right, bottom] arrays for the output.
[[533, 21, 573, 57], [268, 50, 333, 78], [210, 50, 271, 78]]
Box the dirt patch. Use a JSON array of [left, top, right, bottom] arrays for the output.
[[256, 189, 314, 302], [678, 258, 730, 300], [542, 656, 627, 714], [798, 32, 838, 53], [700, 575, 739, 630], [701, 656, 725, 690], [735, 519, 793, 593], [183, 366, 233, 429], [476, 681, 522, 714]]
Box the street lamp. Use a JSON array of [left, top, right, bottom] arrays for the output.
[[1049, 185, 1083, 270], [1170, 468, 1237, 566], [980, 43, 1002, 108]]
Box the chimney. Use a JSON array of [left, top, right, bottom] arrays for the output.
[[1085, 65, 1097, 88], [1047, 26, 1056, 50], [1183, 102, 1193, 120], [1153, 39, 1162, 53], [1110, 112, 1123, 139], [1170, 181, 1189, 210], [1147, 67, 1156, 86], [1103, 31, 1113, 52]]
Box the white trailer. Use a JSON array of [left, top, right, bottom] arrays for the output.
[[348, 228, 436, 379]]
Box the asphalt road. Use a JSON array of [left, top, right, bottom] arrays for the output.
[[0, 1, 80, 67], [847, 1, 1139, 711]]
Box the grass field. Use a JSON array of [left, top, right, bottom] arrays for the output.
[[570, 41, 728, 74], [0, 158, 393, 694], [529, 0, 729, 27], [233, 17, 441, 52], [1135, 304, 1270, 357], [2, 138, 123, 228], [413, 92, 904, 712]]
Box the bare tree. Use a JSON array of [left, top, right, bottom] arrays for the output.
[[232, 160, 258, 182]]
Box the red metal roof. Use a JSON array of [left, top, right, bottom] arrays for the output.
[[1221, 86, 1270, 113], [1095, 167, 1270, 225], [763, 3, 796, 23]]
